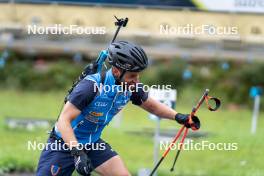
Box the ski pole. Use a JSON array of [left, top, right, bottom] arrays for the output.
[[170, 89, 221, 172], [149, 89, 221, 175]]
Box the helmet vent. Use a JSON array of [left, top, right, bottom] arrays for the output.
[[117, 52, 127, 59]]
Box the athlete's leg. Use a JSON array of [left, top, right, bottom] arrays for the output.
[[36, 138, 75, 176], [94, 155, 130, 176], [87, 139, 130, 176]]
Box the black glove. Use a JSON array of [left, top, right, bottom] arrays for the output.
[[175, 113, 201, 130], [71, 147, 92, 176]]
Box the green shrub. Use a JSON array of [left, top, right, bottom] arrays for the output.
[[0, 60, 84, 91], [0, 57, 263, 108], [141, 59, 187, 89]]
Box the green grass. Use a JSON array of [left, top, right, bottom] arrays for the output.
[[0, 90, 263, 176]]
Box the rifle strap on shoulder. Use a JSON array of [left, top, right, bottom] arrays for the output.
[[100, 71, 106, 85]]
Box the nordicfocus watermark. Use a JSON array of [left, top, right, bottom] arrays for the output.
[[27, 140, 106, 151], [27, 24, 106, 35], [160, 24, 238, 36], [94, 82, 172, 93], [160, 140, 238, 151]]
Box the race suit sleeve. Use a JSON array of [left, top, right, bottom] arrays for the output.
[[130, 83, 149, 106], [68, 79, 97, 111]]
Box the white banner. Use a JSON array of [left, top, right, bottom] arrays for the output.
[[194, 0, 264, 13], [148, 88, 177, 121]]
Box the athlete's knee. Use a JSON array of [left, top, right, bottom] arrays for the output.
[[115, 170, 131, 176], [98, 167, 130, 176]]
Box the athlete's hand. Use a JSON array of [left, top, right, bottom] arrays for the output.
[[175, 113, 200, 130], [71, 147, 92, 176]]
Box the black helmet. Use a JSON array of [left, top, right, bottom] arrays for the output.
[[108, 41, 148, 72]]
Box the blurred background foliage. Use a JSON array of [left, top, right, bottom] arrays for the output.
[[1, 51, 263, 109]]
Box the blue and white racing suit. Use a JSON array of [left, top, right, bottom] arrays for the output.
[[37, 68, 148, 175]]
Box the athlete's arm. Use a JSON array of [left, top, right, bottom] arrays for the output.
[[130, 83, 177, 120], [57, 79, 97, 148], [57, 102, 81, 148], [140, 97, 176, 120], [137, 87, 200, 128]]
